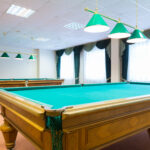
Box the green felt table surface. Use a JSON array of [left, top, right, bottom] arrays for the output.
[[4, 82, 150, 109]]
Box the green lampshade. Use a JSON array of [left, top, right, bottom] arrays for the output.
[[29, 55, 36, 60], [84, 13, 110, 33], [108, 22, 131, 39], [15, 54, 23, 60], [1, 52, 9, 58], [127, 29, 147, 43]]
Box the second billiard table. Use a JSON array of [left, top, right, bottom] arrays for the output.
[[1, 82, 150, 150], [0, 78, 64, 87]]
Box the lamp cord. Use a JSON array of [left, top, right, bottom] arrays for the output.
[[96, 0, 98, 12], [136, 0, 138, 28]]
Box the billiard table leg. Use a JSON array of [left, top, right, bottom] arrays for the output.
[[0, 120, 18, 150], [147, 128, 150, 137]]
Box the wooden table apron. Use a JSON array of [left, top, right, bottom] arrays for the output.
[[1, 90, 150, 150], [0, 79, 64, 87]]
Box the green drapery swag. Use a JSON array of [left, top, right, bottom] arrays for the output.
[[84, 42, 96, 52], [65, 47, 74, 55], [96, 39, 111, 82], [56, 40, 111, 83], [56, 46, 83, 84], [143, 29, 150, 39], [46, 116, 63, 150], [56, 50, 65, 79], [74, 45, 83, 84]]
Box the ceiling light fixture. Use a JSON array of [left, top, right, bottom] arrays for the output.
[[15, 54, 23, 60], [108, 20, 131, 39], [127, 28, 147, 43], [84, 13, 109, 33], [127, 0, 147, 43], [0, 51, 37, 61], [29, 55, 35, 61], [84, 0, 109, 33], [6, 4, 35, 18], [1, 52, 9, 58], [84, 0, 147, 42]]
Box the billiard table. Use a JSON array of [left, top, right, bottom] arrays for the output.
[[1, 82, 150, 150], [0, 78, 64, 87]]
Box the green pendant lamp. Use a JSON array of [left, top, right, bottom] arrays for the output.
[[108, 21, 131, 39], [127, 28, 147, 43], [127, 0, 147, 43], [15, 54, 23, 60], [84, 13, 110, 33], [29, 55, 35, 61], [84, 0, 147, 43], [84, 0, 110, 33], [1, 52, 9, 58]]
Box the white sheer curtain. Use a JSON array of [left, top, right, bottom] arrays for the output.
[[83, 46, 106, 84], [60, 51, 75, 85], [128, 40, 150, 82]]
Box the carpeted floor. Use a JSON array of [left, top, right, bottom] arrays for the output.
[[0, 111, 36, 150], [103, 130, 150, 150], [1, 108, 150, 150]]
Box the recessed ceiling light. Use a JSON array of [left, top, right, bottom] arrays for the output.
[[64, 22, 84, 30], [34, 37, 49, 42], [6, 4, 35, 18]]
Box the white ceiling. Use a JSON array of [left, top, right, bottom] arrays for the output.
[[0, 0, 150, 51]]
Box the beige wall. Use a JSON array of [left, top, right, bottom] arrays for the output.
[[0, 47, 57, 79], [0, 46, 38, 79], [37, 49, 56, 78], [0, 40, 121, 81], [111, 39, 121, 82]]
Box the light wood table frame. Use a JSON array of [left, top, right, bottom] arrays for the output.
[[0, 79, 64, 88], [0, 90, 150, 150]]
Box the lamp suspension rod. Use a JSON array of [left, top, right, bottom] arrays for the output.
[[0, 50, 37, 56], [136, 0, 138, 28], [96, 0, 98, 11], [84, 8, 138, 30]]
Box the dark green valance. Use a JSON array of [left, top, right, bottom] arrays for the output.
[[96, 39, 110, 49], [56, 39, 111, 83], [74, 45, 83, 84], [96, 39, 111, 82], [105, 51, 111, 82], [143, 29, 150, 39], [83, 42, 96, 52], [65, 47, 74, 55], [56, 50, 65, 79]]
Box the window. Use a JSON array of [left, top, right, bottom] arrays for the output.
[[83, 46, 106, 83], [128, 40, 150, 82], [60, 52, 75, 84]]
